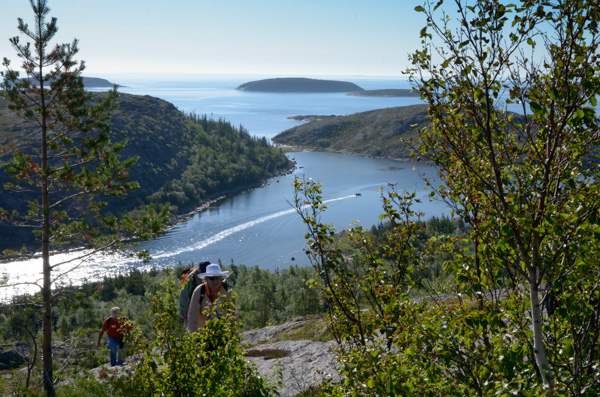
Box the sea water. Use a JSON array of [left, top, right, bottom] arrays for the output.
[[0, 74, 449, 300]]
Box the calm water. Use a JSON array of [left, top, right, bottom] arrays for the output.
[[0, 74, 449, 300]]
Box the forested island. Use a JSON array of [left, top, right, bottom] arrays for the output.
[[274, 104, 430, 160], [0, 93, 292, 251], [23, 76, 115, 88], [236, 77, 364, 93]]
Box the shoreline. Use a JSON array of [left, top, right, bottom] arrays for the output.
[[273, 143, 419, 163], [166, 160, 297, 229], [0, 147, 419, 264], [0, 159, 297, 264]]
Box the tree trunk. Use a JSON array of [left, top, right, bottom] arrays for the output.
[[40, 72, 55, 395], [528, 267, 555, 395]]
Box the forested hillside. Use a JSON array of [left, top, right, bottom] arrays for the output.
[[272, 104, 430, 160], [0, 93, 292, 251]]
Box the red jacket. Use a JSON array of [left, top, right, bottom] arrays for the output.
[[101, 316, 130, 339]]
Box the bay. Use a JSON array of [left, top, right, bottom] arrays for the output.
[[0, 74, 448, 300]]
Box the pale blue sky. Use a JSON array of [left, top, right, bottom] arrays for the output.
[[1, 0, 427, 77]]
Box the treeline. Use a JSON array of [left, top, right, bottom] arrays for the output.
[[339, 214, 470, 284], [0, 263, 324, 345], [146, 113, 291, 211]]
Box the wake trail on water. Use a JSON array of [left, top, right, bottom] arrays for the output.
[[150, 194, 358, 259]]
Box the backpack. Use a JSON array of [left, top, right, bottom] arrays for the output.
[[180, 267, 198, 286], [180, 260, 210, 288]]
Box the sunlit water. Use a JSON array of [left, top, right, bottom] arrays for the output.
[[0, 75, 450, 300]]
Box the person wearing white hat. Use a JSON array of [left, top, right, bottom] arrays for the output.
[[187, 263, 237, 332]]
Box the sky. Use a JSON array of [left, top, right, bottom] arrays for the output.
[[0, 0, 428, 77]]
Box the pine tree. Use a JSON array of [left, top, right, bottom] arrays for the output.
[[1, 1, 168, 394]]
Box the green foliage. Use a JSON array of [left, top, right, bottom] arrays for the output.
[[294, 178, 433, 396], [108, 278, 279, 396], [144, 113, 290, 214], [228, 263, 325, 329], [407, 0, 600, 394], [293, 172, 600, 395]]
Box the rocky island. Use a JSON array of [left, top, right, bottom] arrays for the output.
[[236, 77, 364, 93]]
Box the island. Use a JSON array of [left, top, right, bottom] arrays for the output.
[[82, 77, 116, 88], [286, 115, 337, 122], [236, 77, 364, 93], [23, 76, 116, 88]]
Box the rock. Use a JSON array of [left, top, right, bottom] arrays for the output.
[[0, 348, 27, 370], [241, 316, 310, 345], [246, 340, 338, 397]]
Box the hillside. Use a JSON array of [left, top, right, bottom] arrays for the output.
[[273, 104, 430, 160], [0, 93, 292, 251], [236, 77, 364, 93]]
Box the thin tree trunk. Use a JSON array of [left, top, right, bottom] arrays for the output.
[[40, 69, 55, 396], [528, 267, 555, 395]]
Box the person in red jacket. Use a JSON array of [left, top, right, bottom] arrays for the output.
[[96, 307, 131, 366]]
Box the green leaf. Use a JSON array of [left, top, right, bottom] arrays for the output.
[[530, 102, 542, 113]]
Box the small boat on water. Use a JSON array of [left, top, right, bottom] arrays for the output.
[[355, 193, 361, 197]]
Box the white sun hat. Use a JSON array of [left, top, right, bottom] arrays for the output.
[[198, 263, 229, 278]]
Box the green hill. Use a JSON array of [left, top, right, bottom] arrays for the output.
[[0, 93, 292, 251], [272, 104, 430, 160]]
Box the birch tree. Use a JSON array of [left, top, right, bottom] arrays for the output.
[[409, 0, 600, 394]]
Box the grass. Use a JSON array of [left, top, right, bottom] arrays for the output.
[[271, 315, 333, 343], [244, 348, 291, 359]]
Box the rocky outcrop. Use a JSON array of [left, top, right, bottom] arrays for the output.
[[246, 340, 338, 397], [241, 316, 338, 396], [87, 317, 339, 396]]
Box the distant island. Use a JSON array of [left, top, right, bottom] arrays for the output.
[[346, 88, 421, 97], [23, 76, 115, 88], [236, 77, 364, 93], [81, 77, 116, 87], [287, 115, 337, 122]]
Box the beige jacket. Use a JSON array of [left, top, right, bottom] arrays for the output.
[[187, 283, 236, 332]]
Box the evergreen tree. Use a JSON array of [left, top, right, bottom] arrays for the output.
[[0, 1, 168, 394]]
